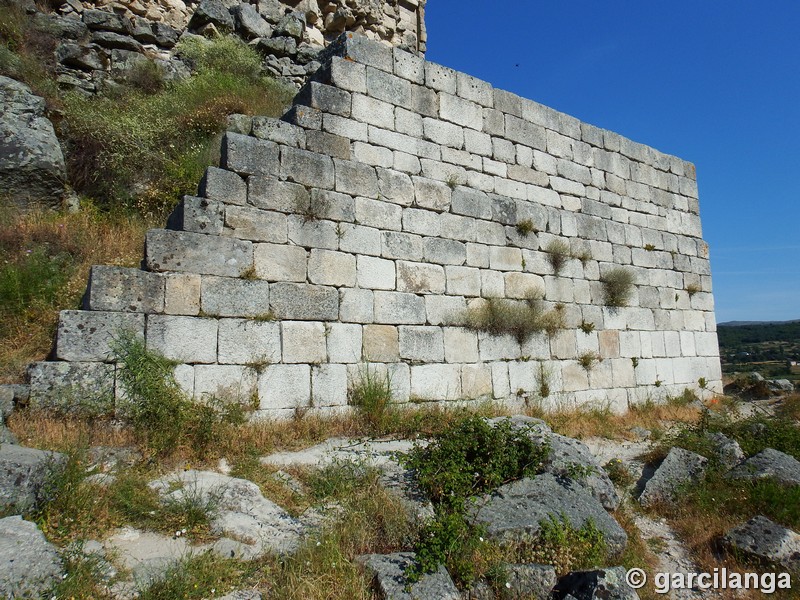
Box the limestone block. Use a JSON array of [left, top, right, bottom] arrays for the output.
[[562, 361, 590, 392], [369, 126, 440, 160], [598, 330, 620, 359], [545, 276, 574, 303], [353, 142, 393, 167], [410, 364, 461, 400], [422, 117, 463, 148], [254, 243, 307, 282], [282, 321, 326, 364], [357, 255, 396, 290], [493, 137, 516, 164], [398, 326, 444, 362], [145, 230, 253, 278], [504, 272, 545, 299], [305, 130, 351, 160], [56, 310, 144, 362], [456, 72, 493, 107], [351, 93, 395, 129], [410, 83, 438, 118], [198, 167, 247, 204], [520, 332, 551, 360], [224, 205, 287, 243], [489, 246, 522, 271], [464, 129, 493, 157], [146, 315, 218, 364], [550, 330, 577, 360], [164, 273, 201, 315], [287, 215, 338, 250], [397, 261, 445, 294], [194, 365, 257, 402], [478, 331, 520, 361], [445, 266, 481, 297], [270, 283, 339, 321], [373, 291, 426, 324], [168, 196, 224, 235], [381, 231, 423, 261], [283, 105, 321, 130], [28, 361, 114, 410], [200, 276, 270, 318], [444, 328, 478, 363], [377, 168, 415, 206], [296, 81, 351, 117], [334, 158, 378, 198], [280, 146, 334, 189], [461, 364, 492, 398], [491, 361, 511, 398], [308, 192, 355, 224], [362, 324, 399, 362], [423, 238, 466, 266], [248, 176, 309, 213], [318, 57, 366, 93], [388, 362, 411, 402], [326, 323, 362, 363], [339, 224, 382, 256], [451, 187, 491, 219], [610, 358, 636, 388], [393, 47, 424, 84], [425, 62, 457, 93], [466, 243, 489, 268], [412, 176, 451, 211], [312, 364, 348, 407], [425, 295, 466, 326], [85, 266, 165, 313], [481, 270, 505, 298], [439, 93, 482, 130], [221, 133, 279, 177], [258, 364, 310, 410], [509, 362, 538, 394], [251, 117, 305, 148], [504, 115, 546, 151], [402, 207, 441, 237], [331, 33, 393, 72], [340, 288, 374, 323], [323, 114, 368, 142], [395, 108, 423, 139], [366, 66, 411, 106], [218, 319, 281, 365], [355, 197, 402, 230], [308, 249, 356, 287]]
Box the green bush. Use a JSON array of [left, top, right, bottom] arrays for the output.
[[462, 293, 564, 343], [600, 267, 636, 308], [349, 366, 394, 429]]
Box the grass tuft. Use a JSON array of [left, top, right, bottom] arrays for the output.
[[544, 239, 571, 275], [462, 292, 564, 343], [600, 267, 636, 308]]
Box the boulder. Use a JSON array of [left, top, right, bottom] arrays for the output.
[[0, 516, 64, 598], [553, 567, 639, 599], [274, 12, 305, 41], [468, 474, 628, 557], [0, 444, 67, 515], [722, 515, 800, 572], [356, 552, 460, 600], [0, 76, 67, 209], [189, 0, 235, 31], [705, 431, 745, 469], [638, 447, 707, 507], [232, 3, 272, 39], [0, 426, 17, 445], [769, 379, 794, 393], [726, 448, 800, 486], [499, 563, 557, 599]]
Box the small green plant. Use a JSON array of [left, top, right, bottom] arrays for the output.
[[349, 365, 393, 429], [249, 311, 275, 322], [603, 458, 634, 488], [545, 239, 571, 275], [571, 249, 592, 266], [513, 515, 607, 576], [445, 174, 459, 189], [698, 377, 708, 390], [631, 357, 639, 368], [686, 283, 701, 297], [515, 219, 536, 237], [578, 351, 602, 372], [462, 292, 564, 343], [239, 264, 258, 280], [124, 58, 166, 94], [579, 320, 595, 334], [536, 362, 552, 399], [306, 458, 377, 501], [644, 243, 656, 252], [654, 379, 663, 388], [600, 267, 635, 308], [138, 551, 247, 600], [563, 462, 597, 480]]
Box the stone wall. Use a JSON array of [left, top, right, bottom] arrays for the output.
[[28, 33, 723, 418], [29, 0, 425, 92]]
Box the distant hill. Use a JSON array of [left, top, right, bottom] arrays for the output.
[[718, 320, 800, 346], [719, 320, 800, 327]]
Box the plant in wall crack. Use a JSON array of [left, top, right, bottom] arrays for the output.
[[578, 351, 602, 372], [579, 320, 595, 335], [461, 292, 564, 343], [572, 248, 592, 266], [686, 283, 701, 297], [515, 218, 536, 237], [600, 267, 635, 308], [545, 239, 571, 275], [349, 365, 393, 429]]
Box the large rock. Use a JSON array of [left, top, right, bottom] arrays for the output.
[[726, 448, 800, 486], [705, 431, 745, 469], [189, 0, 235, 31], [487, 416, 620, 510], [500, 563, 557, 599], [0, 76, 66, 208], [0, 516, 64, 598], [638, 447, 707, 507], [0, 444, 67, 515], [722, 516, 800, 572], [356, 552, 460, 600], [149, 470, 304, 558], [468, 473, 628, 557], [553, 567, 639, 599]]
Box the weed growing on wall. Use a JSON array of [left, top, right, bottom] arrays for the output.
[[545, 239, 571, 275], [348, 365, 394, 429], [462, 292, 564, 343], [515, 218, 536, 237], [401, 416, 550, 584], [600, 267, 636, 308]]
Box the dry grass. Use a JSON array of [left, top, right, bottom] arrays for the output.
[[0, 207, 149, 382], [6, 412, 137, 452]]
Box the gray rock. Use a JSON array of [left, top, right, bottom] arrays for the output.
[[468, 474, 628, 557], [639, 447, 707, 507], [82, 8, 128, 33], [232, 3, 272, 39], [726, 448, 800, 486], [189, 0, 235, 31], [56, 42, 108, 71], [629, 426, 651, 441], [705, 432, 745, 469], [91, 31, 144, 52], [27, 361, 115, 414], [257, 0, 285, 23], [275, 12, 305, 41], [258, 36, 297, 58], [0, 516, 64, 598], [0, 76, 66, 208], [34, 12, 88, 40], [769, 379, 794, 393], [722, 516, 800, 572], [152, 22, 180, 48], [0, 444, 67, 515], [500, 563, 557, 599], [0, 426, 17, 445], [357, 552, 460, 600], [0, 385, 14, 421], [553, 567, 639, 599], [215, 591, 263, 600]]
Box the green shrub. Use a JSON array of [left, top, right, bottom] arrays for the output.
[[306, 458, 379, 502], [138, 551, 248, 600], [600, 267, 636, 308], [177, 34, 263, 81], [545, 239, 571, 274], [511, 515, 607, 576], [462, 293, 564, 343], [577, 351, 601, 372], [349, 366, 394, 429]]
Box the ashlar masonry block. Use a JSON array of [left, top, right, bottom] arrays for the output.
[[398, 326, 444, 362], [145, 230, 253, 278], [168, 196, 224, 235], [221, 132, 279, 177], [224, 205, 287, 243], [397, 260, 445, 294], [164, 273, 200, 315], [199, 167, 246, 206], [312, 364, 348, 407], [200, 276, 270, 318], [282, 321, 327, 364], [218, 319, 281, 365], [194, 365, 257, 402], [56, 310, 145, 362], [28, 361, 115, 410], [326, 323, 363, 363], [258, 364, 311, 410], [308, 249, 356, 287], [84, 266, 165, 313], [374, 291, 426, 324], [146, 315, 218, 364], [461, 364, 493, 398], [410, 364, 461, 400], [280, 146, 335, 189], [362, 324, 399, 362], [254, 243, 307, 282], [270, 283, 339, 321], [248, 176, 309, 213]]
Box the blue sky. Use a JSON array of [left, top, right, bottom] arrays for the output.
[[425, 2, 800, 323]]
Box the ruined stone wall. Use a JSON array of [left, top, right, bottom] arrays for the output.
[[28, 34, 722, 418]]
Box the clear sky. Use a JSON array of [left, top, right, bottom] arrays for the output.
[[424, 1, 800, 323]]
